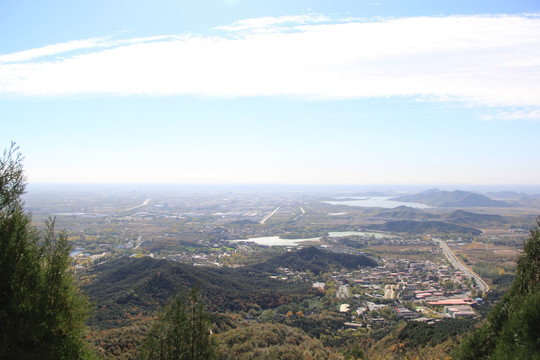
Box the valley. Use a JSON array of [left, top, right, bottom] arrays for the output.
[[22, 185, 540, 359]]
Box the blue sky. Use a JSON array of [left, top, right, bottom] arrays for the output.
[[1, 0, 540, 186]]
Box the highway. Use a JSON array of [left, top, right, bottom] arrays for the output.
[[122, 198, 151, 212], [435, 238, 490, 293], [260, 206, 280, 224]]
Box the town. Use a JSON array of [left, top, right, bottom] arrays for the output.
[[21, 185, 536, 359]]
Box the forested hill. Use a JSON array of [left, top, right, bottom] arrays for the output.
[[249, 246, 378, 275], [372, 205, 438, 220], [83, 256, 308, 329], [366, 220, 482, 235], [372, 207, 505, 225], [443, 209, 506, 227], [83, 248, 377, 329]]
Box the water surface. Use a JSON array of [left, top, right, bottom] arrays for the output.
[[230, 230, 394, 246], [324, 196, 430, 209]]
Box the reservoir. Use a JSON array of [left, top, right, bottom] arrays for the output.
[[327, 231, 393, 239], [230, 230, 393, 246], [230, 236, 321, 246], [324, 196, 430, 209]]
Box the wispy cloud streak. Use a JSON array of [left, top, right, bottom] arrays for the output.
[[1, 14, 540, 110], [482, 108, 540, 121]]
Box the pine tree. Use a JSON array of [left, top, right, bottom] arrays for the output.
[[454, 216, 540, 359], [0, 143, 94, 359], [139, 285, 217, 360]]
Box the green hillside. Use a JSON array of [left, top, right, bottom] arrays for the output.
[[215, 322, 343, 360], [454, 217, 540, 359], [372, 205, 438, 220], [83, 256, 308, 329], [83, 247, 377, 329], [442, 209, 507, 227], [251, 246, 378, 275]]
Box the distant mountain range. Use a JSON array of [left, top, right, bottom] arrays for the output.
[[391, 189, 516, 208], [483, 192, 540, 208], [484, 191, 533, 200]]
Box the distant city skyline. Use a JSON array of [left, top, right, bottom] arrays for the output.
[[1, 1, 540, 185]]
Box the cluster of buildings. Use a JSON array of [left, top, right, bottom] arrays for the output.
[[311, 255, 482, 328]]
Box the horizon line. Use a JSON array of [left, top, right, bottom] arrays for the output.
[[25, 182, 540, 190]]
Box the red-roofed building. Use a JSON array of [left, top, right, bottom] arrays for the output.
[[428, 298, 475, 306]]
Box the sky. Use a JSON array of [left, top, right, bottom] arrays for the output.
[[1, 0, 540, 187]]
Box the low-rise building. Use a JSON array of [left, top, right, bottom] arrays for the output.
[[394, 306, 418, 319], [445, 305, 476, 318]]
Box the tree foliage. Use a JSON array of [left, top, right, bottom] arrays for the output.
[[84, 256, 310, 330], [251, 247, 377, 275], [454, 217, 540, 359], [139, 285, 217, 360], [397, 319, 477, 349], [0, 143, 94, 359], [215, 322, 342, 360]]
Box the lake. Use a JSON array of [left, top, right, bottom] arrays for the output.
[[327, 231, 393, 239], [230, 236, 321, 246], [324, 196, 430, 209], [230, 230, 393, 246]]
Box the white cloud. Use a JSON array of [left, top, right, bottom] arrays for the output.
[[482, 108, 540, 121], [0, 37, 110, 63], [213, 14, 331, 32], [0, 35, 182, 64], [1, 14, 540, 108]]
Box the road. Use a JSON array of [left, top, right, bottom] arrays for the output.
[[134, 235, 143, 249], [435, 238, 490, 293], [122, 198, 151, 212], [260, 206, 280, 224]]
